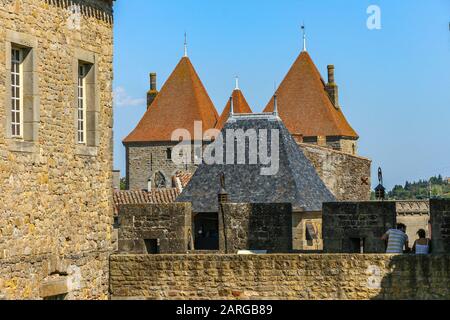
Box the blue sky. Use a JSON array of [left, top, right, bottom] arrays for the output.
[[113, 0, 450, 189]]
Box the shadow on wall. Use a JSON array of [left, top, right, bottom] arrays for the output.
[[373, 255, 450, 300]]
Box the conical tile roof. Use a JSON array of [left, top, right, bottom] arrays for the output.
[[123, 57, 219, 143], [215, 89, 253, 130], [264, 51, 358, 138]]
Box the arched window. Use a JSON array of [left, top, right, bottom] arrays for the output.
[[154, 171, 166, 189]]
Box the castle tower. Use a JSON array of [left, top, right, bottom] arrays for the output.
[[0, 0, 114, 299], [263, 50, 359, 155], [123, 55, 219, 190], [215, 79, 253, 130]]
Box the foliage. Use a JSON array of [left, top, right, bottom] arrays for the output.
[[387, 175, 450, 200], [120, 177, 127, 190]]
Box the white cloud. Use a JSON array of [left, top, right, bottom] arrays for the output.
[[114, 86, 146, 107]]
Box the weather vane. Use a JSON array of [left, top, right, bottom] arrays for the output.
[[184, 32, 188, 57], [375, 167, 386, 200]]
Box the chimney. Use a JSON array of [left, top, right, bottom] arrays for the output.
[[147, 73, 158, 108], [326, 65, 339, 108]]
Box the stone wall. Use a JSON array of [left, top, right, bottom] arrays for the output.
[[125, 142, 198, 191], [221, 203, 292, 253], [109, 254, 450, 300], [118, 203, 192, 254], [323, 202, 397, 253], [0, 0, 114, 299], [300, 143, 371, 201], [396, 200, 430, 242], [431, 199, 450, 254], [292, 211, 322, 251]]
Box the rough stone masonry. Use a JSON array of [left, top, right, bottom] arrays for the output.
[[0, 0, 114, 300], [110, 254, 450, 300]]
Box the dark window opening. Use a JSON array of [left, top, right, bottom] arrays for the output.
[[144, 239, 159, 254], [44, 294, 67, 301], [194, 213, 219, 250], [166, 148, 172, 160], [113, 217, 120, 229], [303, 137, 318, 144], [349, 238, 365, 254]]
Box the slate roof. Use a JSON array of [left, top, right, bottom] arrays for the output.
[[215, 89, 253, 130], [263, 51, 358, 139], [177, 113, 336, 212], [123, 57, 218, 143]]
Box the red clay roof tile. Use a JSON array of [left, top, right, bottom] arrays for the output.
[[123, 57, 219, 143], [172, 171, 194, 189], [264, 51, 358, 138], [113, 189, 180, 215], [215, 89, 253, 130]]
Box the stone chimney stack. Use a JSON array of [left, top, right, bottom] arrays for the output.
[[147, 73, 158, 109], [326, 65, 339, 108]]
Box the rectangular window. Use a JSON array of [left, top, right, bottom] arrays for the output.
[[77, 64, 87, 144], [11, 47, 23, 138], [166, 148, 172, 160]]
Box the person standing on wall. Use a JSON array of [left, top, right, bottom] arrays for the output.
[[382, 223, 410, 254]]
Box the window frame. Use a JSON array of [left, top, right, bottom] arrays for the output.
[[77, 63, 87, 144], [11, 47, 24, 139], [73, 49, 100, 156], [4, 30, 39, 153]]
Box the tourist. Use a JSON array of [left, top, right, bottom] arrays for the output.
[[382, 223, 410, 254], [412, 229, 432, 255]]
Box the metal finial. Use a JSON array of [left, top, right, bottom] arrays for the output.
[[184, 32, 188, 57], [273, 93, 279, 117], [235, 76, 239, 90], [229, 96, 234, 116], [220, 172, 226, 190], [301, 23, 307, 52], [378, 167, 383, 186], [375, 167, 386, 200]]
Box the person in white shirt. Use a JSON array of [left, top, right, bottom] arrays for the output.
[[382, 223, 410, 254]]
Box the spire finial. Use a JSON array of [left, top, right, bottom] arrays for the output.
[[235, 76, 239, 90], [184, 32, 188, 57], [229, 96, 234, 116], [273, 82, 279, 117], [301, 23, 307, 52]]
